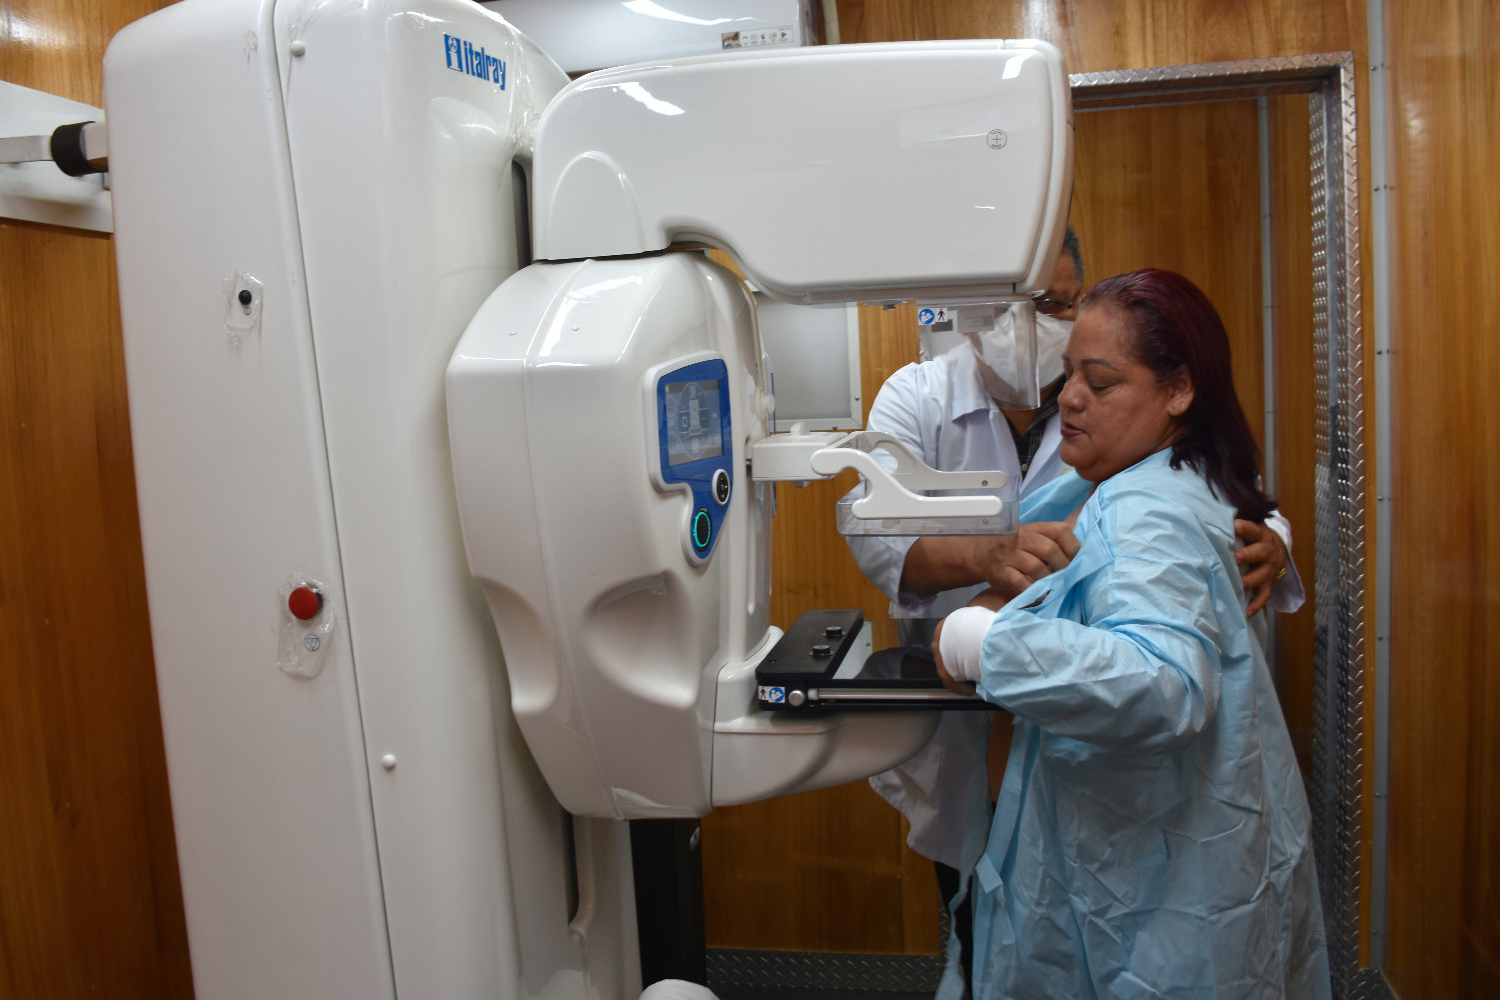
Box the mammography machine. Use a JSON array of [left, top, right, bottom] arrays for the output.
[[95, 1, 1071, 997]]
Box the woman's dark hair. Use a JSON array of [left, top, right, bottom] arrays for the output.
[[1081, 268, 1275, 522]]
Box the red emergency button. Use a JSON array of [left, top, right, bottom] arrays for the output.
[[288, 586, 322, 621]]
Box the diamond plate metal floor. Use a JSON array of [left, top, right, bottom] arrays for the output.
[[705, 947, 943, 997], [712, 989, 933, 1000]]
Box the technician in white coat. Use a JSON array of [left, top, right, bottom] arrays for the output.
[[844, 230, 1304, 992]]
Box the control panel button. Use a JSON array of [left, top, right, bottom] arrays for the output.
[[692, 508, 713, 551], [288, 586, 322, 621], [712, 467, 731, 505]]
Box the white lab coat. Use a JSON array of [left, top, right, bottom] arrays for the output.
[[846, 345, 1304, 870]]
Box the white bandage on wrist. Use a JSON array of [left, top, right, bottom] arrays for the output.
[[939, 606, 1000, 683]]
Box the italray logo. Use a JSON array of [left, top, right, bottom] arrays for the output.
[[444, 33, 505, 88]]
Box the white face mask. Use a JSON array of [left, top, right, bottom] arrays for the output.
[[971, 305, 1075, 407], [1034, 312, 1074, 387]]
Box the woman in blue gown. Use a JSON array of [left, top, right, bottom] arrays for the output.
[[934, 269, 1330, 1000]]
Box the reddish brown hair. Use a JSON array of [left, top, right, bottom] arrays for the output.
[[1082, 269, 1275, 522]]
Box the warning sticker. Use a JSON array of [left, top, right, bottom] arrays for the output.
[[723, 26, 795, 49]]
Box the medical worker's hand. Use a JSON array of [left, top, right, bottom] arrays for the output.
[[931, 618, 977, 697], [1234, 518, 1288, 617], [901, 522, 1079, 598], [972, 521, 1080, 599]]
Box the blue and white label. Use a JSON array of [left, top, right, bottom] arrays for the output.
[[917, 304, 960, 327], [444, 33, 505, 88], [758, 685, 786, 704]]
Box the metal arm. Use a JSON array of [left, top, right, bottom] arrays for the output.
[[751, 426, 1017, 535]]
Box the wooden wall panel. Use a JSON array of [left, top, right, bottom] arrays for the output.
[[1385, 1, 1500, 996], [702, 784, 940, 953], [834, 0, 1361, 69], [1071, 100, 1266, 443], [0, 2, 192, 999]]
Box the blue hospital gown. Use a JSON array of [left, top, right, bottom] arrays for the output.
[[967, 450, 1330, 1000]]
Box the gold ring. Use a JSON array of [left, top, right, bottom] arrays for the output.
[[1273, 565, 1288, 582]]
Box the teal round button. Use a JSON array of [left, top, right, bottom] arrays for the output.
[[692, 508, 712, 551]]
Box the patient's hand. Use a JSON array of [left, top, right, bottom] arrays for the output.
[[970, 522, 1079, 599]]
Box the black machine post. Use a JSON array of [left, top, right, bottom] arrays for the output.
[[629, 817, 707, 987]]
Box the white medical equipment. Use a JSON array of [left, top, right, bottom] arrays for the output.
[[97, 0, 1071, 995]]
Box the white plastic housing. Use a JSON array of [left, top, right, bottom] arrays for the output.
[[532, 40, 1073, 303], [448, 252, 938, 818], [105, 2, 631, 999], [481, 0, 818, 73]]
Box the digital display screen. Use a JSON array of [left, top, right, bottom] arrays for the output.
[[665, 379, 723, 467]]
